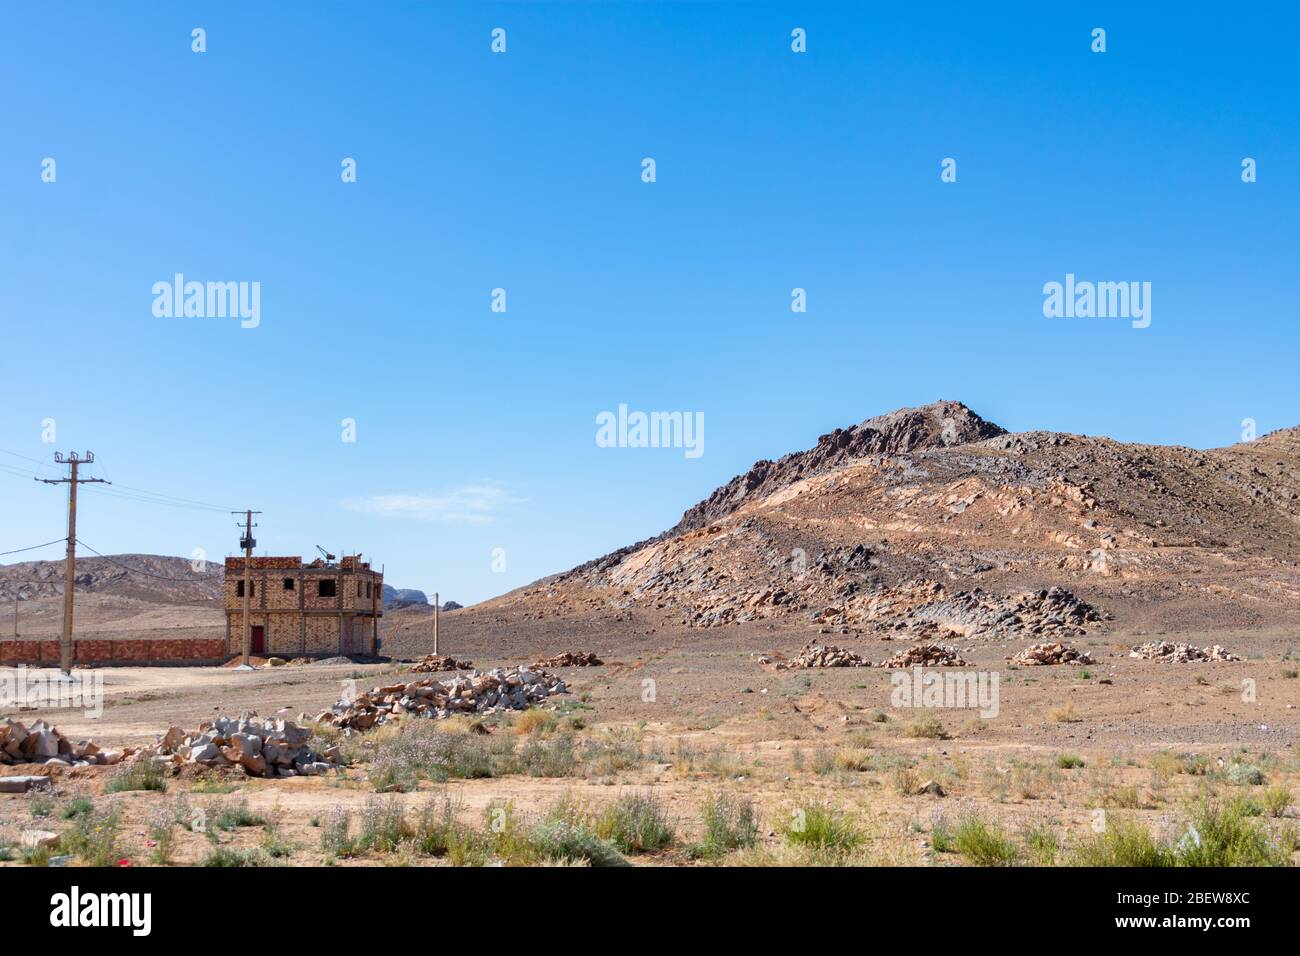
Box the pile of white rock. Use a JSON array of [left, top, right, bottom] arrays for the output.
[[1129, 641, 1240, 663], [139, 713, 338, 777], [0, 717, 122, 769], [320, 666, 567, 731]]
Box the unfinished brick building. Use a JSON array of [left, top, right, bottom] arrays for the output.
[[223, 554, 382, 658]]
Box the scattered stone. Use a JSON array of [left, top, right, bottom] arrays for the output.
[[0, 718, 116, 768], [1010, 641, 1096, 666], [880, 643, 968, 667], [20, 829, 59, 849], [532, 651, 603, 668], [0, 775, 53, 793], [772, 641, 872, 669], [407, 653, 474, 673], [323, 665, 567, 730], [1129, 641, 1240, 663], [135, 713, 337, 778]]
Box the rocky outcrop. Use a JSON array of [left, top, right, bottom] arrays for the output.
[[669, 401, 1006, 536]]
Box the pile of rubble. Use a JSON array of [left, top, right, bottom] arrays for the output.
[[533, 651, 603, 668], [1129, 641, 1240, 663], [320, 666, 567, 731], [768, 642, 872, 669], [1010, 641, 1096, 666], [0, 718, 122, 768], [408, 654, 474, 673], [139, 714, 338, 777], [880, 643, 968, 668]]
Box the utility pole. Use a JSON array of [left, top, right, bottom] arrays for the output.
[[232, 510, 260, 670], [37, 451, 109, 674], [433, 591, 440, 656]]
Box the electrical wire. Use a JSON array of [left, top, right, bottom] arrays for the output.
[[74, 540, 216, 582], [0, 538, 67, 557]]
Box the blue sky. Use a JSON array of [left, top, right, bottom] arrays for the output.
[[1, 2, 1297, 602]]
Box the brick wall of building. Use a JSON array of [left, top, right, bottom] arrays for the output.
[[304, 616, 340, 654], [267, 614, 301, 656], [0, 638, 229, 666]]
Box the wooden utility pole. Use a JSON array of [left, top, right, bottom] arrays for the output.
[[232, 510, 260, 669], [433, 591, 440, 656], [37, 451, 109, 674]]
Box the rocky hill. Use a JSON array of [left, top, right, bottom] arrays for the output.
[[0, 554, 223, 606], [386, 401, 1300, 658]]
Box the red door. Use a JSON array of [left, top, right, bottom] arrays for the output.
[[251, 626, 265, 655]]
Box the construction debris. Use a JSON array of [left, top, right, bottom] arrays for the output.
[[1129, 641, 1240, 663], [407, 654, 474, 673], [1010, 641, 1096, 666], [880, 643, 968, 668], [0, 718, 122, 768], [532, 651, 603, 668], [770, 641, 872, 669], [136, 714, 338, 777], [321, 666, 567, 731]]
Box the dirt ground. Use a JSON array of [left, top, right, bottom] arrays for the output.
[[2, 618, 1298, 867]]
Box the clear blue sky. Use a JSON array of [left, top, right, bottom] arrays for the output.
[[1, 2, 1297, 602]]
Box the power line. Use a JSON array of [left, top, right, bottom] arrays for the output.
[[80, 484, 233, 514], [0, 538, 68, 558], [0, 448, 237, 513], [74, 540, 215, 582]]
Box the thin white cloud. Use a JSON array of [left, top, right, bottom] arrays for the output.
[[344, 483, 523, 524]]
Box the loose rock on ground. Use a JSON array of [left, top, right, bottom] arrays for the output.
[[1010, 641, 1096, 666], [1129, 641, 1240, 662], [322, 665, 567, 731]]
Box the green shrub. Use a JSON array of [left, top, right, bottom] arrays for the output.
[[516, 735, 578, 777], [530, 819, 626, 867], [1178, 800, 1291, 867], [951, 815, 1019, 866], [212, 800, 266, 831], [780, 802, 862, 852], [691, 791, 758, 858], [356, 796, 412, 853], [58, 807, 125, 866], [592, 792, 674, 854], [105, 761, 167, 793], [61, 796, 96, 819], [203, 847, 271, 867], [1224, 762, 1266, 787]]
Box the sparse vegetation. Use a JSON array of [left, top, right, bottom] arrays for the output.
[[779, 801, 862, 853], [950, 814, 1020, 866], [105, 760, 167, 793], [591, 792, 674, 854]]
